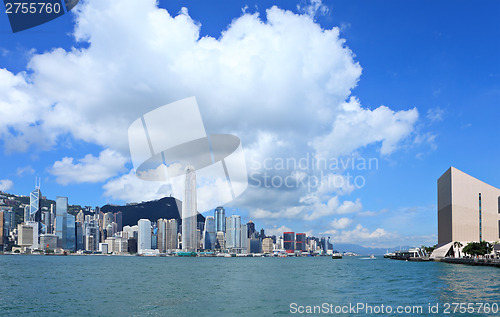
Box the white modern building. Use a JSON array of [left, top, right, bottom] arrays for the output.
[[138, 219, 152, 254], [432, 167, 500, 258], [40, 234, 57, 250], [18, 223, 36, 250], [262, 238, 274, 254], [182, 166, 197, 252]]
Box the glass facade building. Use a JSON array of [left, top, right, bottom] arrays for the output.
[[203, 216, 216, 250], [66, 214, 76, 251], [246, 220, 255, 238], [214, 206, 226, 233], [76, 221, 84, 251], [240, 224, 248, 253], [225, 215, 241, 250], [248, 239, 261, 254], [0, 212, 4, 247], [55, 197, 68, 249], [29, 188, 42, 223], [284, 232, 295, 253], [296, 233, 306, 251]]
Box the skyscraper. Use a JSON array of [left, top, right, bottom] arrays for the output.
[[50, 204, 55, 233], [29, 185, 41, 223], [166, 219, 178, 250], [114, 211, 123, 232], [214, 206, 226, 233], [225, 215, 241, 251], [262, 238, 274, 254], [151, 226, 158, 250], [157, 219, 166, 252], [240, 224, 248, 254], [76, 221, 84, 251], [17, 223, 34, 248], [23, 205, 30, 223], [182, 166, 197, 252], [3, 209, 14, 231], [138, 219, 151, 254], [296, 233, 306, 252], [284, 232, 295, 253], [76, 210, 84, 224], [66, 214, 76, 251], [247, 220, 255, 238], [23, 221, 39, 250], [55, 197, 68, 249], [84, 219, 100, 251], [203, 216, 216, 250], [43, 210, 51, 234], [0, 212, 4, 249], [103, 212, 114, 236], [216, 231, 225, 250]]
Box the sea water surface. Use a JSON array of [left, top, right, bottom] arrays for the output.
[[0, 255, 499, 316]]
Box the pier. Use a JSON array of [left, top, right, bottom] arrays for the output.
[[440, 257, 500, 268]]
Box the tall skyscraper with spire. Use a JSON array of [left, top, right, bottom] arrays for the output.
[[29, 178, 41, 223], [182, 166, 197, 252]]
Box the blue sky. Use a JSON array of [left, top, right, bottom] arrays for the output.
[[0, 0, 499, 247]]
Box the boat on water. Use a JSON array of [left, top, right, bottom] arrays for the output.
[[383, 249, 396, 258], [331, 252, 343, 259], [370, 254, 376, 259]]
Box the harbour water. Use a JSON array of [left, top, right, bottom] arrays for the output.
[[1, 255, 498, 316]]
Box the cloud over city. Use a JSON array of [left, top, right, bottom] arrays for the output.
[[0, 0, 428, 243]]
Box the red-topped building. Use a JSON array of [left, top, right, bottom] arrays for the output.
[[283, 232, 295, 253], [295, 233, 306, 251]]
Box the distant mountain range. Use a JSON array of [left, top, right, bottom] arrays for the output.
[[334, 243, 414, 256], [101, 196, 205, 226], [0, 191, 205, 227]]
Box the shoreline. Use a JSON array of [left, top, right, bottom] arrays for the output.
[[387, 255, 500, 268]]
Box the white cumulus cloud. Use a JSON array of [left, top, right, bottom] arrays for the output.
[[311, 97, 418, 158], [328, 217, 353, 230], [329, 224, 398, 247], [265, 225, 292, 237], [50, 149, 128, 185], [103, 169, 173, 203], [0, 0, 425, 227], [0, 179, 13, 192]]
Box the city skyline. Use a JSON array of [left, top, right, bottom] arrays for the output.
[[0, 0, 499, 248], [3, 184, 342, 256]]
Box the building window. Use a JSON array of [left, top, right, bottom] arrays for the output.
[[479, 193, 482, 242]]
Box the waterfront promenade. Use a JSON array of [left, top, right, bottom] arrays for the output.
[[441, 257, 500, 268]]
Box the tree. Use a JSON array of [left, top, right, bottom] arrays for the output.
[[453, 241, 463, 258], [421, 244, 436, 254], [462, 241, 493, 257]]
